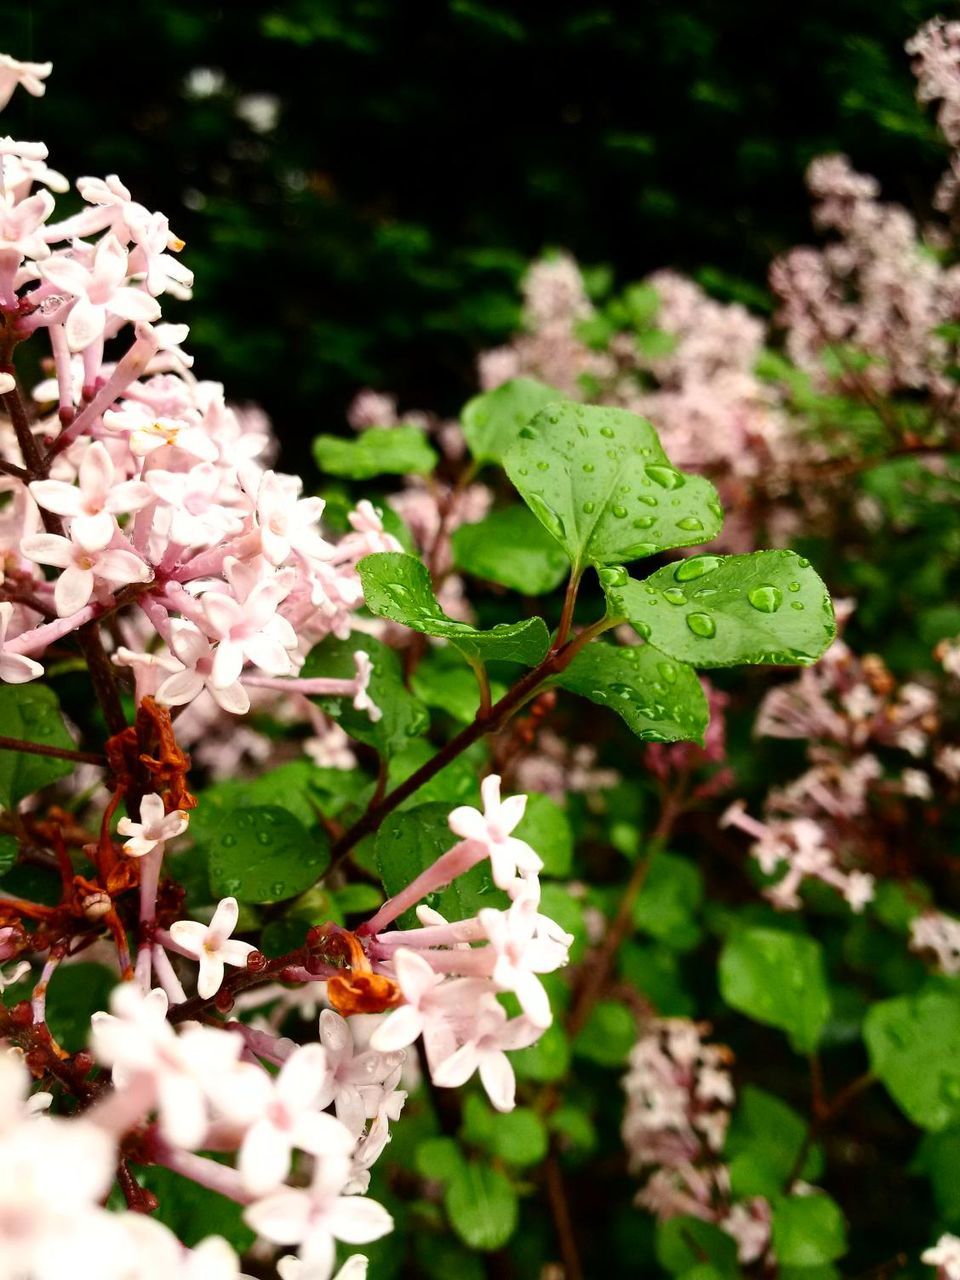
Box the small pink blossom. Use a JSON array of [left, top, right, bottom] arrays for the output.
[[448, 774, 542, 890], [431, 995, 539, 1111], [0, 602, 43, 683], [29, 440, 153, 551], [170, 897, 256, 999], [20, 530, 151, 616], [116, 792, 189, 859]]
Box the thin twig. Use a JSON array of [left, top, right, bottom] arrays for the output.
[[0, 734, 106, 766]]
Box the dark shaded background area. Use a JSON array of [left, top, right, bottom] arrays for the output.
[[0, 0, 947, 445]]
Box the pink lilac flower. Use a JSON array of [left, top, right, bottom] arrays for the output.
[[20, 529, 152, 616], [237, 1044, 355, 1195], [0, 601, 43, 682], [431, 995, 539, 1112], [448, 774, 542, 891], [169, 897, 257, 999], [116, 792, 189, 858], [244, 1155, 393, 1279], [29, 440, 153, 550]]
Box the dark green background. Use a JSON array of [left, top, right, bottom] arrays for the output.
[[1, 0, 945, 458]]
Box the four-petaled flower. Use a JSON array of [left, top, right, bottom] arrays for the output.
[[116, 792, 189, 858], [20, 529, 151, 616], [170, 896, 256, 999], [448, 774, 542, 890], [29, 440, 153, 551]]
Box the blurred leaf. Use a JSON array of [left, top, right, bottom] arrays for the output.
[[0, 685, 74, 809], [461, 377, 560, 465], [632, 851, 703, 950], [452, 506, 569, 594], [514, 792, 573, 878], [719, 927, 831, 1053], [444, 1161, 518, 1250], [207, 805, 329, 904], [771, 1193, 848, 1266], [572, 999, 637, 1066], [313, 426, 437, 479], [864, 987, 960, 1130], [726, 1086, 823, 1198]]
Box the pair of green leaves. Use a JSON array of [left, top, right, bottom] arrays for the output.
[[349, 395, 835, 750]]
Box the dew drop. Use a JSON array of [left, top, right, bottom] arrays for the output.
[[657, 660, 678, 683], [634, 621, 652, 639], [747, 585, 783, 614], [221, 834, 237, 848], [662, 587, 687, 606], [791, 601, 805, 611], [645, 464, 685, 490], [789, 581, 801, 592], [526, 493, 566, 541], [675, 555, 721, 582], [536, 460, 550, 472], [582, 462, 595, 473], [271, 882, 286, 898], [612, 504, 628, 519], [582, 501, 596, 515], [676, 516, 703, 532], [796, 557, 810, 568], [599, 425, 615, 438], [686, 612, 716, 638], [598, 566, 628, 589], [633, 516, 656, 529]]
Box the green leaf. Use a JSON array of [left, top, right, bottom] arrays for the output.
[[572, 999, 637, 1066], [42, 963, 117, 1053], [514, 792, 573, 878], [444, 1160, 518, 1251], [655, 1217, 739, 1278], [207, 806, 329, 904], [189, 760, 326, 845], [503, 402, 723, 571], [302, 633, 429, 755], [358, 552, 550, 665], [461, 377, 561, 465], [914, 1127, 960, 1224], [719, 927, 831, 1054], [556, 641, 708, 744], [601, 550, 835, 667], [632, 851, 703, 950], [0, 834, 17, 876], [451, 506, 570, 594], [725, 1086, 823, 1198], [460, 1095, 549, 1167], [771, 1193, 848, 1266], [0, 685, 75, 809], [864, 987, 960, 1130], [375, 803, 508, 926], [412, 648, 507, 723], [415, 1136, 466, 1183], [313, 426, 437, 479], [511, 1021, 571, 1082]]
